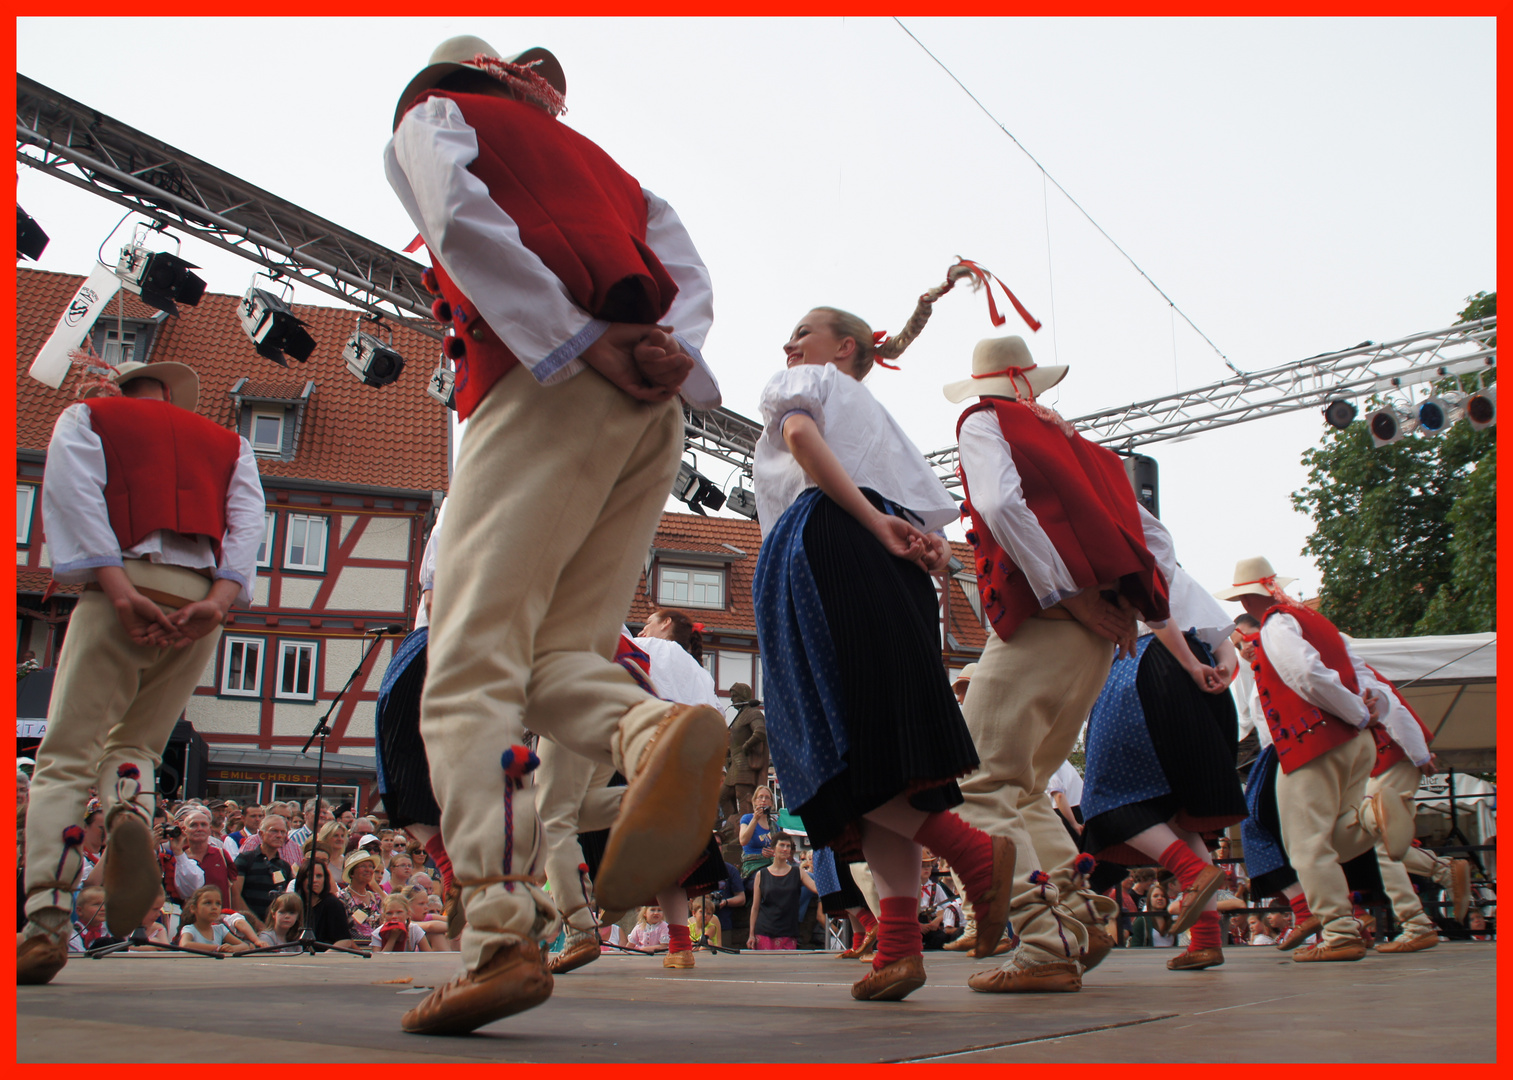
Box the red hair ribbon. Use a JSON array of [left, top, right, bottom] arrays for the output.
[[871, 329, 902, 371], [691, 622, 705, 632], [953, 258, 1041, 332]]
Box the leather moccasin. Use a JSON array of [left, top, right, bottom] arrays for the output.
[[969, 835, 1017, 959], [1375, 932, 1438, 954], [1292, 937, 1368, 963], [967, 959, 1081, 994], [851, 954, 926, 1001], [1081, 923, 1116, 972], [17, 933, 68, 986], [1167, 946, 1224, 970], [401, 940, 553, 1035], [1275, 916, 1321, 951], [596, 705, 727, 912], [837, 927, 877, 959], [1171, 863, 1225, 936], [103, 809, 159, 937], [942, 931, 976, 953], [546, 930, 601, 975], [662, 949, 696, 969]]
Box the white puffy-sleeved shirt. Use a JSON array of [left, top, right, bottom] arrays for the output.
[[413, 522, 441, 631], [1258, 612, 1374, 729], [1355, 665, 1433, 767], [1047, 760, 1085, 808], [385, 96, 720, 409], [43, 404, 265, 605], [633, 637, 721, 710], [754, 364, 957, 537], [1161, 564, 1236, 649], [957, 408, 1175, 610]]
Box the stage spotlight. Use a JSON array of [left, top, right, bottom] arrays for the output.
[[342, 317, 405, 388], [673, 460, 726, 515], [17, 205, 49, 261], [726, 485, 758, 520], [1367, 405, 1415, 448], [115, 239, 206, 316], [1465, 383, 1496, 431], [1322, 399, 1358, 430], [1416, 393, 1465, 436], [426, 359, 456, 410], [239, 276, 316, 366]]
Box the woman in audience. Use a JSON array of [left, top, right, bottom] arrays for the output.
[[338, 850, 385, 947], [384, 852, 415, 894], [1129, 882, 1178, 947], [748, 836, 818, 950], [293, 858, 352, 947]]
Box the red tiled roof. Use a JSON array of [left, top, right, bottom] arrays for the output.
[[16, 569, 79, 596], [16, 268, 449, 493], [626, 513, 989, 652]]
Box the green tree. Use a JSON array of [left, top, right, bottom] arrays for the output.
[[1292, 292, 1495, 637]]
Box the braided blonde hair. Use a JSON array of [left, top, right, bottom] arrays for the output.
[[815, 262, 977, 380]]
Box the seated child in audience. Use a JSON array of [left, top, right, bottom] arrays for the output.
[[376, 893, 432, 952], [689, 895, 721, 947], [628, 905, 672, 952], [177, 886, 253, 954], [403, 885, 451, 951], [257, 892, 305, 949], [129, 888, 173, 950], [69, 886, 109, 952]]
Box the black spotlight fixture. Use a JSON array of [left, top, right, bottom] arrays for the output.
[[17, 205, 49, 261], [1367, 404, 1414, 447], [673, 460, 727, 516], [239, 275, 316, 365], [114, 232, 206, 315], [426, 357, 457, 410], [1322, 399, 1358, 430], [342, 316, 405, 387], [1416, 393, 1464, 436], [1465, 383, 1497, 430]]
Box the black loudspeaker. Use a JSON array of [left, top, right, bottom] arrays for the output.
[[159, 719, 209, 800], [1122, 453, 1159, 517]]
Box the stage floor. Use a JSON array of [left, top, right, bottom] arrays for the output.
[[17, 941, 1495, 1062]]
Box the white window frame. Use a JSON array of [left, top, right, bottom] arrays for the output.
[[100, 327, 138, 366], [17, 484, 37, 544], [283, 514, 328, 573], [656, 564, 725, 610], [255, 511, 277, 569], [221, 635, 264, 697], [249, 410, 286, 455], [275, 640, 318, 701]]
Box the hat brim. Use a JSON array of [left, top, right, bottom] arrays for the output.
[[1212, 576, 1296, 601], [116, 362, 199, 414], [944, 365, 1069, 404], [392, 47, 566, 130]]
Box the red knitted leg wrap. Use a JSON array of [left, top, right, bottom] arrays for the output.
[[1188, 909, 1222, 950], [1288, 892, 1314, 922], [423, 833, 454, 895], [872, 896, 922, 970], [667, 923, 692, 953], [913, 812, 993, 902], [1158, 840, 1208, 890], [852, 907, 878, 934]]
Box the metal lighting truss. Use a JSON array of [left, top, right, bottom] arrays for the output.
[[923, 317, 1497, 489], [16, 74, 441, 340]]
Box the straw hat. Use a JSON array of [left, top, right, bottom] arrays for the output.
[[1212, 556, 1297, 601], [943, 336, 1068, 404], [112, 360, 199, 413], [343, 850, 380, 882], [951, 663, 978, 687], [393, 34, 566, 130]]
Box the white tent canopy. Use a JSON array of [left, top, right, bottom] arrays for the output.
[[1344, 632, 1496, 770]]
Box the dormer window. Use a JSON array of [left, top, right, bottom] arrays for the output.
[[249, 410, 286, 454], [229, 378, 314, 463]]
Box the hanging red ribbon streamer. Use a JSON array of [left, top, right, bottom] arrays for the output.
[[403, 234, 425, 254], [871, 329, 902, 370], [953, 258, 1042, 332]]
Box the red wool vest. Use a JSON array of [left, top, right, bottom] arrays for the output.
[[1364, 663, 1434, 777], [955, 400, 1169, 643], [82, 397, 241, 557], [409, 90, 679, 420], [1251, 605, 1363, 774]]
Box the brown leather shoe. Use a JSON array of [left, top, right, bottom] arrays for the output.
[[1081, 923, 1115, 972], [838, 926, 876, 959], [1375, 932, 1438, 954], [597, 705, 727, 911], [17, 933, 68, 986], [1448, 858, 1472, 923], [851, 954, 926, 1001], [546, 929, 601, 975], [968, 959, 1081, 993], [662, 949, 696, 969], [942, 930, 976, 952], [103, 808, 159, 937], [1171, 863, 1224, 936], [401, 939, 553, 1035], [1292, 937, 1368, 963], [1167, 946, 1224, 970], [1276, 916, 1321, 951], [969, 835, 1016, 959]]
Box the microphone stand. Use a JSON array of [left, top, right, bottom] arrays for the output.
[[270, 624, 400, 958]]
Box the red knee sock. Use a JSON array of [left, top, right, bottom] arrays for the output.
[[668, 923, 692, 953], [423, 834, 454, 894], [1188, 910, 1222, 950], [913, 812, 994, 902], [852, 907, 878, 934], [1288, 891, 1314, 923], [872, 896, 922, 970], [1158, 840, 1209, 890]]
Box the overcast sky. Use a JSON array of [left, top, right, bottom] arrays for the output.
[[16, 16, 1497, 606]]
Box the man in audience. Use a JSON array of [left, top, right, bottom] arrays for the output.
[[233, 814, 294, 931], [288, 800, 332, 850]]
